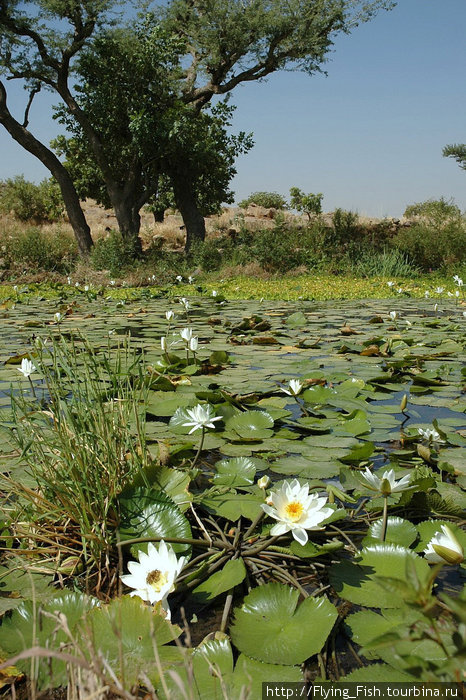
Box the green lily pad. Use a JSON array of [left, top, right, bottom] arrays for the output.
[[362, 517, 418, 548], [225, 410, 274, 439], [192, 558, 246, 602], [230, 582, 337, 665]]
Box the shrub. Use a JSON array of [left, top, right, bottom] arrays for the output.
[[238, 191, 287, 210], [2, 226, 77, 272], [328, 209, 362, 248], [289, 187, 323, 220], [0, 175, 64, 222], [392, 219, 466, 270], [404, 197, 461, 224], [349, 248, 419, 278], [91, 231, 134, 274]]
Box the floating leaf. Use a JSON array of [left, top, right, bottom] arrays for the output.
[[192, 558, 246, 602], [225, 410, 274, 440], [362, 517, 418, 548], [230, 583, 337, 665]]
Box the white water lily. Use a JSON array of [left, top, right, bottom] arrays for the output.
[[120, 540, 188, 619], [424, 291, 430, 299], [257, 475, 271, 490], [179, 297, 190, 311], [453, 275, 463, 287], [180, 327, 193, 342], [211, 290, 218, 297], [389, 311, 397, 321], [261, 479, 333, 546], [435, 287, 444, 294], [282, 379, 304, 396], [424, 525, 464, 565], [360, 468, 411, 496], [387, 281, 395, 288], [188, 276, 194, 284], [189, 336, 199, 352], [18, 358, 36, 378], [165, 310, 175, 321], [397, 288, 403, 294], [54, 312, 62, 323], [182, 404, 222, 434], [161, 336, 167, 351], [418, 427, 444, 444], [176, 275, 183, 282]]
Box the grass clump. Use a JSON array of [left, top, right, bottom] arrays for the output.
[[3, 335, 149, 596], [0, 225, 77, 273]]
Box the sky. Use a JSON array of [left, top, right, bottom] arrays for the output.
[[0, 0, 465, 219]]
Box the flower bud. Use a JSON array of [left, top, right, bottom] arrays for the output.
[[257, 475, 270, 490]]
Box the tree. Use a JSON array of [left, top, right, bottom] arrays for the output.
[[289, 187, 323, 221], [1, 0, 395, 256], [443, 143, 466, 171]]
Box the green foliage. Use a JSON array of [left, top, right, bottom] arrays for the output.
[[6, 336, 149, 583], [1, 226, 77, 272], [289, 187, 323, 220], [91, 230, 133, 274], [348, 248, 419, 278], [238, 191, 287, 210], [329, 208, 362, 247], [393, 219, 466, 270], [443, 143, 466, 171], [404, 197, 462, 223], [0, 175, 64, 222]]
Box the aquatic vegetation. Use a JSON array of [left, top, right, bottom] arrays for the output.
[[0, 288, 464, 694]]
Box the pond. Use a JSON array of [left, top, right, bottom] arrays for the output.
[[0, 292, 465, 695]]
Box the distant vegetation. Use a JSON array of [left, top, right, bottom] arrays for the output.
[[0, 179, 464, 282]]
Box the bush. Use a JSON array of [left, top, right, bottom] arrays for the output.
[[349, 248, 419, 278], [0, 175, 64, 222], [328, 209, 362, 248], [392, 219, 466, 270], [289, 187, 323, 220], [91, 231, 134, 274], [238, 191, 287, 210], [404, 197, 461, 224], [2, 226, 77, 272]]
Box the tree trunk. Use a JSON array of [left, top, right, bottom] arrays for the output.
[[111, 197, 143, 257], [0, 81, 93, 257], [171, 171, 205, 253]]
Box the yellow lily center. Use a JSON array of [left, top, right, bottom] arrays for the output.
[[285, 500, 304, 522], [146, 569, 169, 592]]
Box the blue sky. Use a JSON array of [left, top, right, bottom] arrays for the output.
[[1, 0, 465, 218]]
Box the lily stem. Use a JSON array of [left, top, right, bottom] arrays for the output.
[[381, 496, 388, 542]]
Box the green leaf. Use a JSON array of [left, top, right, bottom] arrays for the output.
[[119, 487, 192, 556], [329, 545, 431, 608], [192, 558, 246, 602], [225, 410, 274, 439], [201, 491, 263, 521], [362, 517, 418, 548], [213, 457, 256, 486], [285, 311, 307, 328], [343, 664, 414, 681], [230, 583, 337, 665], [0, 591, 96, 689], [85, 596, 182, 689]]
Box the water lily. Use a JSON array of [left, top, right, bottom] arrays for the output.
[[188, 275, 194, 284], [397, 287, 403, 294], [165, 310, 175, 321], [54, 312, 62, 323], [182, 404, 221, 434], [18, 358, 36, 378], [120, 540, 188, 619], [180, 327, 193, 342], [418, 427, 444, 444], [387, 281, 395, 288], [360, 468, 411, 496], [261, 479, 333, 546], [389, 311, 397, 321], [211, 290, 218, 297], [160, 336, 167, 351], [453, 275, 463, 287], [189, 336, 198, 352], [257, 475, 271, 490], [282, 379, 303, 396], [435, 287, 444, 294], [179, 297, 190, 311], [424, 291, 430, 298], [176, 275, 183, 282], [424, 525, 464, 565]]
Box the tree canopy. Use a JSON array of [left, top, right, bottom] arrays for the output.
[[443, 143, 466, 172], [0, 0, 396, 256]]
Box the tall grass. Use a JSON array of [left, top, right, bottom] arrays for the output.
[[3, 334, 149, 596]]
